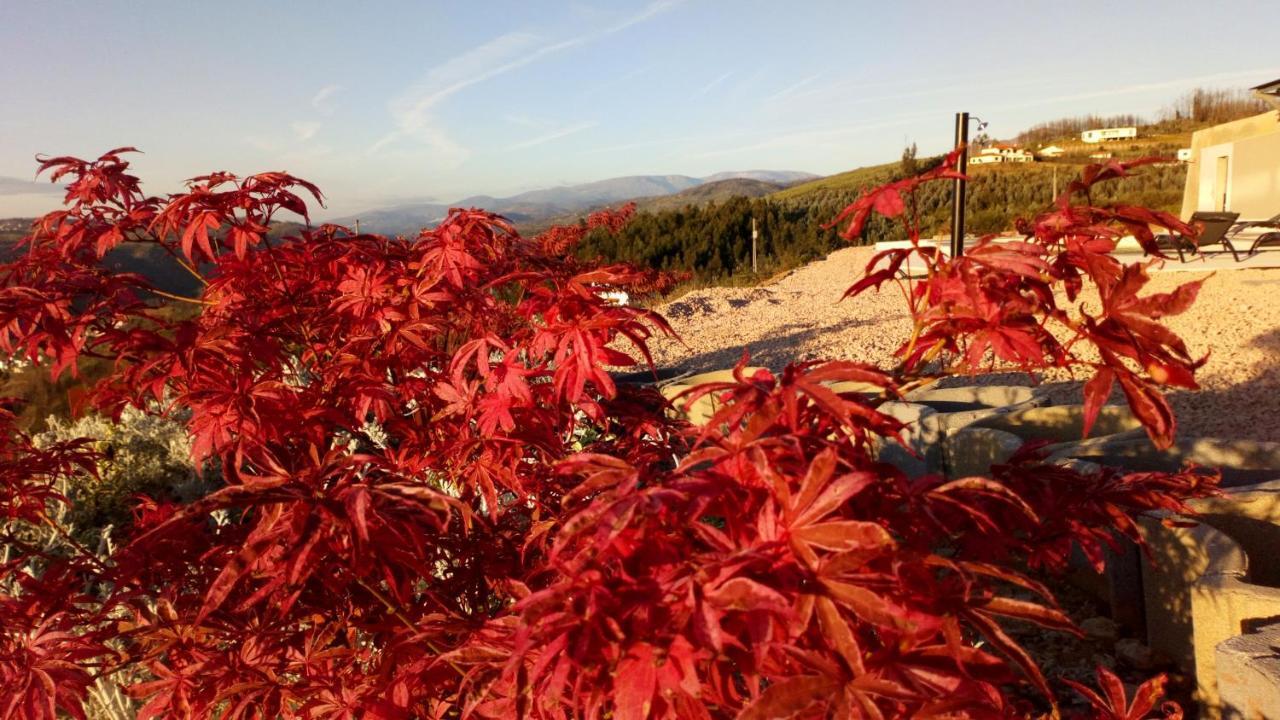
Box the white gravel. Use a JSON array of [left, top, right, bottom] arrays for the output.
[[643, 246, 1280, 442]]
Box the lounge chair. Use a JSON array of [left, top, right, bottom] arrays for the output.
[[1150, 211, 1240, 262], [1246, 230, 1280, 256], [1229, 212, 1280, 234], [1226, 212, 1280, 257]]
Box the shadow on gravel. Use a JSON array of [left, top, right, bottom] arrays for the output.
[[1000, 327, 1280, 444], [1168, 327, 1280, 444], [662, 316, 904, 375]]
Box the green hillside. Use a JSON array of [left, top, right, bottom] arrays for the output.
[[521, 177, 787, 235], [637, 177, 784, 212], [769, 160, 902, 201], [579, 152, 1188, 286]]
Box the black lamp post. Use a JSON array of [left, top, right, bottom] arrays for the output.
[[950, 112, 969, 259], [949, 112, 988, 258]]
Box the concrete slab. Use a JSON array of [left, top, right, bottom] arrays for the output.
[[1217, 623, 1280, 719], [876, 238, 1280, 276], [1125, 248, 1280, 273]]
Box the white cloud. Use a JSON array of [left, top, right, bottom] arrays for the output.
[[368, 31, 553, 160], [507, 121, 597, 151], [292, 121, 322, 142], [605, 0, 685, 33], [693, 109, 943, 159], [698, 71, 733, 96], [245, 136, 278, 153], [761, 73, 822, 106], [995, 66, 1280, 111], [311, 84, 342, 114], [505, 113, 544, 128], [371, 0, 685, 161]]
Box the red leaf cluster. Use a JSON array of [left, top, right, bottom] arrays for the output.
[[840, 156, 1205, 448], [1063, 666, 1183, 719], [0, 150, 1218, 718], [0, 406, 113, 720]]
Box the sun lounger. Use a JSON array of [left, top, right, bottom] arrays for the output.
[[1226, 212, 1280, 257], [1150, 211, 1240, 262]]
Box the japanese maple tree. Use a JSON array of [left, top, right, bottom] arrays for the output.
[[0, 147, 1216, 719]]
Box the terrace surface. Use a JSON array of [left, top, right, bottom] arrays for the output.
[[643, 245, 1280, 442]]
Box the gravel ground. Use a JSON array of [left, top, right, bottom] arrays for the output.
[[642, 246, 1280, 443]]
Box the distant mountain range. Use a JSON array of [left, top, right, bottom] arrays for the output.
[[0, 176, 62, 196], [330, 170, 817, 235]]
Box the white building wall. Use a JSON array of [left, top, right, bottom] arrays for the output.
[[1197, 142, 1234, 213], [1229, 133, 1280, 219]]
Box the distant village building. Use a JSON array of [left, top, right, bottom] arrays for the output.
[[968, 144, 1034, 165], [1037, 145, 1065, 158], [596, 289, 630, 306], [1180, 79, 1280, 218], [1089, 152, 1114, 160], [1081, 127, 1138, 143]]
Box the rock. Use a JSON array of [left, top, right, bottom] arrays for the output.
[[1115, 638, 1157, 670], [1090, 653, 1117, 670], [1080, 616, 1120, 643]]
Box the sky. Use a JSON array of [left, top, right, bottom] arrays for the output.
[[2, 0, 1279, 219]]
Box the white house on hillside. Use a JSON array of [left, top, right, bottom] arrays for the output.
[[968, 144, 1034, 165], [1038, 145, 1065, 158], [1082, 127, 1138, 143]]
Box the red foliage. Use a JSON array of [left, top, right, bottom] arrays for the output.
[[0, 406, 112, 720], [0, 149, 1215, 718], [1063, 666, 1183, 719], [841, 156, 1205, 448]]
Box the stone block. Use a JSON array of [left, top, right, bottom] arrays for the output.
[[967, 404, 1142, 444], [944, 427, 1024, 478], [1194, 574, 1280, 716], [659, 367, 769, 426], [1139, 484, 1280, 717], [876, 401, 943, 475], [903, 385, 1043, 432], [675, 367, 768, 386], [1217, 623, 1280, 719], [826, 380, 885, 397], [1049, 438, 1280, 488], [905, 385, 1040, 408], [1140, 515, 1247, 715]]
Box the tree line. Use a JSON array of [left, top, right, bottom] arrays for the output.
[[1015, 114, 1146, 147], [1160, 86, 1272, 124], [1015, 86, 1271, 146]]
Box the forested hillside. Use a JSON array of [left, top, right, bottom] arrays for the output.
[[1, 219, 306, 297], [579, 156, 1187, 283]]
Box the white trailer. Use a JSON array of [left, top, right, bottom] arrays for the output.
[[1081, 127, 1138, 143]]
